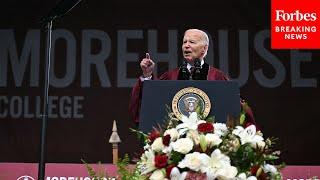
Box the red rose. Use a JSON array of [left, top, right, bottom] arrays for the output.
[[197, 122, 214, 133], [250, 165, 260, 175], [148, 129, 160, 142], [166, 164, 176, 177], [162, 134, 171, 146], [154, 154, 168, 168]]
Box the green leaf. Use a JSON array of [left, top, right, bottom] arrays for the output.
[[170, 151, 184, 165], [239, 113, 246, 125], [264, 154, 279, 161], [116, 154, 148, 180], [195, 103, 202, 116], [206, 116, 215, 123], [199, 134, 207, 152], [130, 128, 148, 144], [81, 159, 107, 179], [230, 144, 257, 172]]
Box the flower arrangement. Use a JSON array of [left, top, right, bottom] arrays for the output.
[[133, 110, 284, 180]]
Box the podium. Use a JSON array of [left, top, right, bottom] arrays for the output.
[[139, 80, 240, 133]]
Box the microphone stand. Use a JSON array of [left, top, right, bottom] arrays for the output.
[[38, 21, 52, 180], [39, 0, 82, 179]]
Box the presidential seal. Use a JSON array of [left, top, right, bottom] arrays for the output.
[[172, 87, 211, 119]]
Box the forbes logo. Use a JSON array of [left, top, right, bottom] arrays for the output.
[[275, 10, 317, 21], [17, 175, 36, 180]]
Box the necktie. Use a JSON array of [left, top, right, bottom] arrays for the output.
[[190, 66, 195, 80]]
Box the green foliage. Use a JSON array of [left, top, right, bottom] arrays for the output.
[[170, 151, 184, 165], [117, 154, 145, 180], [239, 101, 249, 125], [230, 143, 257, 173], [164, 104, 180, 129], [195, 103, 202, 116], [263, 154, 279, 161], [199, 134, 207, 152], [239, 113, 246, 125], [117, 154, 131, 180], [81, 159, 108, 180], [205, 115, 215, 123], [130, 128, 148, 144]]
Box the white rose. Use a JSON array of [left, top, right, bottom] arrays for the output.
[[216, 166, 238, 179], [205, 133, 222, 147], [172, 138, 194, 154], [151, 137, 164, 152], [149, 169, 166, 180], [164, 128, 179, 141], [213, 123, 228, 137], [178, 152, 208, 171]]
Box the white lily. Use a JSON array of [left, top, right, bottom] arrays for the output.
[[186, 129, 200, 145], [232, 125, 265, 148], [143, 144, 150, 150], [201, 149, 238, 180], [170, 167, 181, 180], [205, 133, 222, 148], [170, 167, 188, 180], [176, 112, 206, 135], [138, 149, 156, 175], [235, 173, 258, 180], [263, 164, 277, 175], [149, 169, 167, 180]]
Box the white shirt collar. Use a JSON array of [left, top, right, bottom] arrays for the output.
[[187, 59, 204, 71]]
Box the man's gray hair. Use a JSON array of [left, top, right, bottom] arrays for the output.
[[201, 30, 209, 47], [185, 29, 209, 46], [185, 29, 209, 58]]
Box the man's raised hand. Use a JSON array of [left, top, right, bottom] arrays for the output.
[[140, 53, 155, 78]]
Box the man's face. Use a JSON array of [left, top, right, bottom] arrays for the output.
[[182, 30, 208, 63]]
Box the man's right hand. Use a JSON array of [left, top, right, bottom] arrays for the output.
[[140, 53, 155, 78]]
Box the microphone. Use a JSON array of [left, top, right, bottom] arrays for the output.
[[41, 0, 82, 24], [192, 59, 201, 80], [180, 60, 190, 80]]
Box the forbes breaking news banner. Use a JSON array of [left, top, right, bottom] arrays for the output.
[[271, 0, 320, 49]]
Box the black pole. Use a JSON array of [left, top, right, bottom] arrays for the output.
[[38, 1, 82, 178], [38, 21, 52, 180]]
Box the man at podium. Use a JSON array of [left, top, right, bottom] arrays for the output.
[[129, 29, 257, 128]]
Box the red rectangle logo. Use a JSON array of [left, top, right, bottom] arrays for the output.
[[271, 0, 320, 49]]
